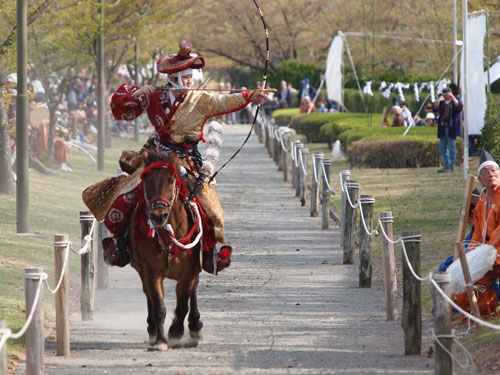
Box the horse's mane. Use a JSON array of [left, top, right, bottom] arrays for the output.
[[145, 150, 177, 165]]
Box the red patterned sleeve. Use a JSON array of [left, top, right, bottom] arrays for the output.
[[110, 83, 147, 121]]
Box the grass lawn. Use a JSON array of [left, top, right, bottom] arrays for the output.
[[0, 132, 147, 368], [291, 133, 500, 373]]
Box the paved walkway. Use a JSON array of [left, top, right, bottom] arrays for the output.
[[44, 125, 433, 374]]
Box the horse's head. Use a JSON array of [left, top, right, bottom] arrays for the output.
[[141, 152, 185, 228]]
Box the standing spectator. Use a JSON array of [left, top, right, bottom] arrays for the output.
[[401, 103, 414, 127], [391, 105, 405, 127], [297, 78, 317, 104], [434, 87, 463, 172], [278, 80, 292, 108]]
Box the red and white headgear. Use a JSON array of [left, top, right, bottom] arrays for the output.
[[156, 40, 205, 89]]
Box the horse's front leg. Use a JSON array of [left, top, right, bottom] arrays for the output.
[[188, 276, 203, 340], [167, 278, 195, 347], [144, 276, 168, 350]]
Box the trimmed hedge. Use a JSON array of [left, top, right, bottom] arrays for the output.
[[319, 113, 383, 146], [337, 126, 436, 149], [272, 108, 300, 126], [479, 98, 500, 160], [348, 137, 463, 168]]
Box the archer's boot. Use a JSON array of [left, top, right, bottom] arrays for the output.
[[202, 246, 232, 274], [102, 236, 130, 267]]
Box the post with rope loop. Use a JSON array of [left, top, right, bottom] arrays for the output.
[[432, 272, 452, 375], [310, 153, 323, 217], [380, 212, 398, 321], [280, 129, 291, 178], [339, 170, 351, 250], [54, 234, 70, 357], [264, 117, 270, 153], [294, 143, 303, 197], [267, 122, 274, 158], [299, 148, 309, 206], [80, 211, 96, 321], [97, 222, 109, 290], [402, 231, 422, 355], [25, 267, 44, 375], [343, 181, 359, 264], [291, 141, 300, 190], [1, 321, 7, 375], [321, 159, 332, 230], [359, 195, 374, 288], [273, 126, 280, 165]]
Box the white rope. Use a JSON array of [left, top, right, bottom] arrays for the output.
[[10, 272, 47, 340], [44, 242, 70, 294], [432, 330, 476, 373], [279, 135, 288, 153], [165, 202, 203, 250], [70, 218, 97, 255], [298, 150, 308, 176], [312, 158, 319, 184], [321, 162, 334, 192], [358, 198, 379, 236], [344, 182, 359, 209]]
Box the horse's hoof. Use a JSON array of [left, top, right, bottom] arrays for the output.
[[147, 342, 168, 351], [147, 334, 157, 346], [189, 329, 203, 341], [167, 337, 183, 349], [184, 338, 199, 348]]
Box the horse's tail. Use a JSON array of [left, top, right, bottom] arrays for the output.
[[201, 120, 223, 175]]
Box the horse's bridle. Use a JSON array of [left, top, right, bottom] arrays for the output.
[[143, 179, 178, 226]]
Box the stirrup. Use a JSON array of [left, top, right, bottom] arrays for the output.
[[102, 237, 130, 267], [202, 246, 232, 275]]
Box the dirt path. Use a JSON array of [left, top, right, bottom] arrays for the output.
[[43, 125, 433, 374]]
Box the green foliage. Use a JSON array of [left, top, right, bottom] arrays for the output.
[[341, 88, 427, 114], [318, 113, 382, 145], [271, 108, 300, 126], [269, 61, 322, 92], [338, 126, 436, 149], [479, 99, 500, 160], [348, 137, 463, 168]]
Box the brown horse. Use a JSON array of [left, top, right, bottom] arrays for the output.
[[128, 152, 203, 350]]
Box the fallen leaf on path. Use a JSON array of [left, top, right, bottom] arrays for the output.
[[329, 317, 334, 320], [296, 248, 300, 251], [146, 363, 153, 367], [375, 346, 380, 350], [322, 260, 328, 264]]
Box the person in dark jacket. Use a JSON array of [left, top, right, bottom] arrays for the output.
[[434, 87, 463, 172], [278, 80, 292, 108], [297, 78, 317, 104]]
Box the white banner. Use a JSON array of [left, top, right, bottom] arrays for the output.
[[461, 13, 487, 135], [325, 33, 344, 105]]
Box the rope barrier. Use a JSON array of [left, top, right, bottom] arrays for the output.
[[312, 157, 319, 184], [0, 216, 98, 353], [44, 242, 70, 294], [298, 149, 308, 176], [321, 162, 334, 193]]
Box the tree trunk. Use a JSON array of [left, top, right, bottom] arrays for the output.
[[0, 88, 14, 195]]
